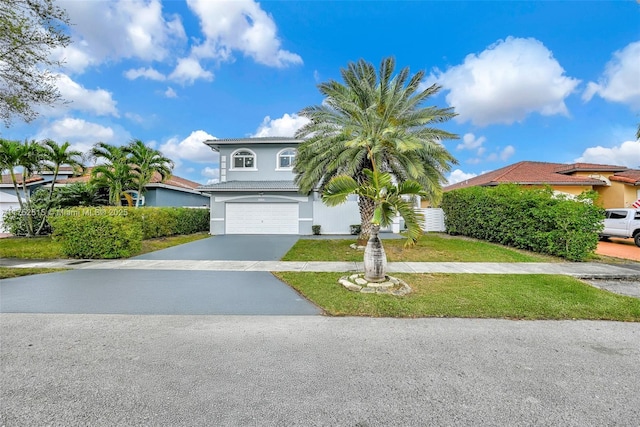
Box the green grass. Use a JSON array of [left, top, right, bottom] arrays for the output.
[[275, 272, 640, 321], [0, 232, 210, 259], [0, 267, 68, 279], [282, 233, 557, 262]]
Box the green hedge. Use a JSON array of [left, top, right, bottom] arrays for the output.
[[441, 185, 604, 261], [49, 211, 142, 259], [125, 207, 210, 239], [48, 207, 210, 258]]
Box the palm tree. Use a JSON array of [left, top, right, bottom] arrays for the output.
[[126, 139, 174, 207], [323, 166, 426, 282], [294, 57, 457, 241], [90, 142, 137, 206], [0, 138, 45, 236], [35, 139, 84, 234]]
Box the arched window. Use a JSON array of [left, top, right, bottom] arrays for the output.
[[232, 149, 256, 169], [277, 148, 296, 169]]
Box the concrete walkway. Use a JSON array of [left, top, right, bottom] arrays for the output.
[[3, 258, 640, 279]]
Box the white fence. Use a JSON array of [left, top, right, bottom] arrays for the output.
[[420, 208, 446, 232]]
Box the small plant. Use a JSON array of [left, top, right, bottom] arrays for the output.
[[312, 225, 321, 235], [350, 224, 361, 235]]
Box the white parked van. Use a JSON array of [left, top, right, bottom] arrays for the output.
[[601, 208, 640, 247]]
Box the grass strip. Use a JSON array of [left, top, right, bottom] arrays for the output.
[[282, 234, 557, 262], [0, 232, 210, 259], [0, 267, 68, 279], [275, 272, 640, 321]]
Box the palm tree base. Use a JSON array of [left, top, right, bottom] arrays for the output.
[[338, 274, 411, 296], [363, 224, 387, 282]]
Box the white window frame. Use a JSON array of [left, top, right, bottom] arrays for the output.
[[276, 147, 297, 171], [230, 148, 257, 171]]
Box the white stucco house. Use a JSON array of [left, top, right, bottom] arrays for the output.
[[197, 137, 362, 235]]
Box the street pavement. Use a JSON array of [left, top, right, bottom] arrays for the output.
[[1, 314, 639, 426], [2, 235, 640, 425]]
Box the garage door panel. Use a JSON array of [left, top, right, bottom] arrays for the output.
[[226, 203, 298, 234]]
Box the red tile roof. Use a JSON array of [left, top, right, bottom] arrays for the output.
[[54, 167, 202, 190], [610, 169, 640, 185], [445, 161, 628, 191], [1, 173, 44, 185]]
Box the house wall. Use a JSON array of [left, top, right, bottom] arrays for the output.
[[208, 192, 313, 235], [218, 144, 297, 182], [548, 185, 594, 196], [145, 188, 209, 207]]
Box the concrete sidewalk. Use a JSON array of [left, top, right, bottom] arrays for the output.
[[2, 258, 640, 279]]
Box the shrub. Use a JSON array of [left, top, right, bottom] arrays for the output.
[[1, 188, 51, 235], [312, 225, 321, 235], [350, 224, 361, 235], [49, 209, 142, 259], [441, 185, 604, 261], [125, 207, 209, 239]]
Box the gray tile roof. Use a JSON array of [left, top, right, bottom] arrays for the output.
[[198, 180, 301, 192], [204, 137, 303, 147]]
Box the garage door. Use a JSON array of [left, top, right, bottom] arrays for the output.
[[225, 203, 299, 234]]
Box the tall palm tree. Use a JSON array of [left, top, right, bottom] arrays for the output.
[[323, 166, 426, 282], [35, 139, 84, 234], [294, 57, 457, 240], [126, 139, 174, 207], [90, 142, 137, 206]]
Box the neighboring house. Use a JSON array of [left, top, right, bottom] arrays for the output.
[[198, 137, 362, 235], [1, 167, 209, 209], [441, 161, 640, 209], [0, 172, 48, 231], [56, 167, 210, 208]]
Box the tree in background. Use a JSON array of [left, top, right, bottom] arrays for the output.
[[34, 139, 84, 234], [126, 139, 174, 206], [294, 57, 457, 241], [0, 139, 46, 235], [0, 0, 71, 126], [90, 142, 137, 207]]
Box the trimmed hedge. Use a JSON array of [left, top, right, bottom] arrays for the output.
[[441, 185, 604, 261], [49, 211, 142, 259], [48, 207, 210, 258]]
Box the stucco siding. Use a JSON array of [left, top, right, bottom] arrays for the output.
[[219, 144, 297, 182], [145, 188, 209, 207]]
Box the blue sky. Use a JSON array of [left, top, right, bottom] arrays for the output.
[[2, 0, 639, 185]]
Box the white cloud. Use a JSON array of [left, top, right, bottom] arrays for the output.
[[125, 112, 144, 124], [160, 130, 218, 163], [164, 87, 178, 98], [35, 118, 117, 155], [576, 140, 640, 168], [186, 0, 302, 68], [500, 145, 515, 161], [54, 74, 118, 117], [252, 113, 310, 137], [432, 37, 580, 126], [53, 42, 97, 74], [124, 67, 166, 81], [59, 0, 185, 66], [457, 133, 486, 151], [447, 169, 477, 185], [582, 41, 640, 110], [202, 166, 220, 184], [169, 57, 214, 84]]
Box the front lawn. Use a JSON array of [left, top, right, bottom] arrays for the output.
[[275, 272, 640, 321], [0, 232, 210, 259], [282, 233, 558, 262], [0, 267, 68, 279]]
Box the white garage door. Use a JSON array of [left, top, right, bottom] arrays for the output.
[[225, 203, 299, 234]]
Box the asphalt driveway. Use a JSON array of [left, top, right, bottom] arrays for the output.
[[1, 235, 320, 315], [133, 235, 300, 261]]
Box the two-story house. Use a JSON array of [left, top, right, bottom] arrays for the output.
[[198, 137, 361, 235]]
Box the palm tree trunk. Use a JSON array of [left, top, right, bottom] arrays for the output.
[[357, 196, 376, 243], [363, 224, 387, 282]]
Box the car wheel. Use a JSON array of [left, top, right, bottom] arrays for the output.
[[634, 233, 640, 248], [599, 236, 610, 242]]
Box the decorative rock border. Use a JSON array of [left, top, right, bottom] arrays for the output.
[[338, 274, 412, 296]]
